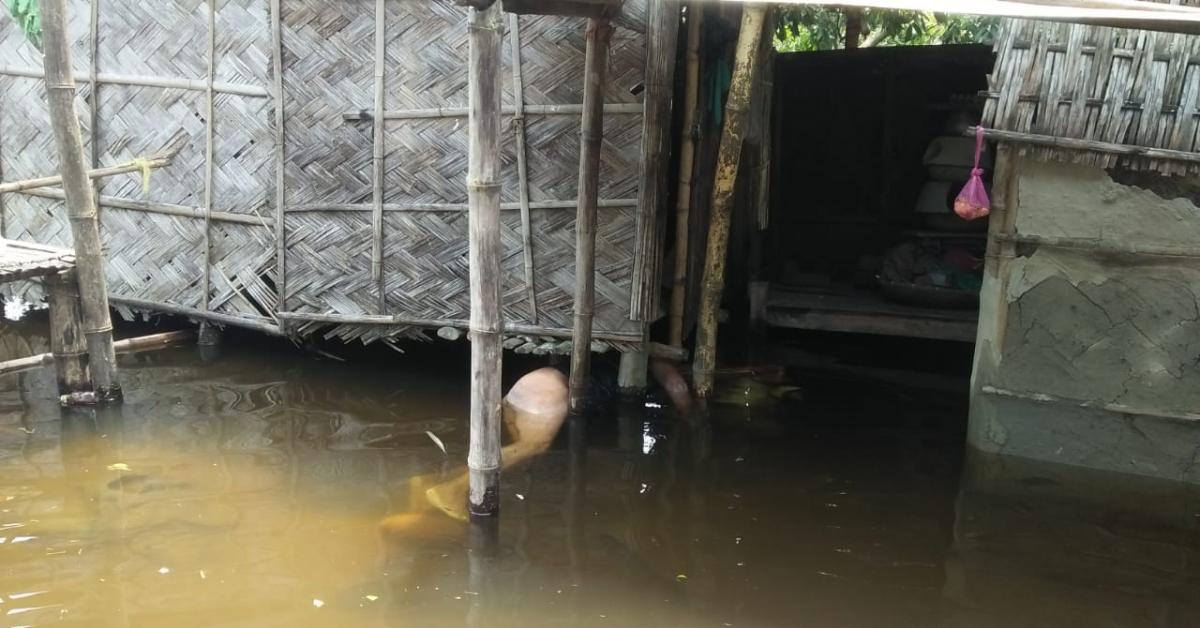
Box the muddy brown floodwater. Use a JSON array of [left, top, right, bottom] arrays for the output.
[[2, 319, 1200, 627]]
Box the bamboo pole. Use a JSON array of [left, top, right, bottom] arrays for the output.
[[39, 0, 121, 401], [88, 0, 99, 213], [371, 0, 386, 312], [46, 270, 89, 393], [203, 0, 216, 312], [0, 154, 174, 194], [0, 65, 271, 97], [568, 17, 614, 413], [668, 2, 704, 348], [509, 13, 539, 323], [466, 0, 505, 519], [692, 4, 767, 398], [19, 188, 264, 226], [341, 103, 643, 121], [0, 330, 196, 378]]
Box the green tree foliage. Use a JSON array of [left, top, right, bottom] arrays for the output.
[[7, 0, 41, 50], [774, 8, 998, 52]]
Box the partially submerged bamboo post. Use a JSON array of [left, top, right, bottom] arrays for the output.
[[668, 2, 704, 349], [692, 4, 767, 398], [568, 17, 614, 412], [466, 0, 505, 519], [40, 0, 122, 402], [45, 270, 89, 394]]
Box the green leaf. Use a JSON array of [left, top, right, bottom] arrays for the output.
[[7, 0, 42, 50]]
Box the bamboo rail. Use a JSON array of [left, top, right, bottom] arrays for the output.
[[0, 65, 269, 97], [0, 153, 174, 194], [114, 295, 284, 336], [17, 188, 268, 227], [969, 126, 1200, 164], [0, 330, 197, 378], [341, 103, 642, 121], [286, 198, 637, 213]]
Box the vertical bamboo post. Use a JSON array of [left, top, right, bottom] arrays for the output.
[[568, 17, 614, 412], [692, 4, 767, 398], [46, 270, 89, 394], [39, 0, 121, 401], [203, 0, 216, 311], [88, 0, 100, 211], [508, 13, 539, 323], [466, 0, 504, 519], [371, 0, 387, 313], [668, 2, 704, 348]]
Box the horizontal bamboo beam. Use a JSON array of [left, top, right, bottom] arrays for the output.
[[0, 65, 269, 97], [286, 198, 638, 213], [0, 154, 173, 194], [0, 330, 195, 377], [342, 103, 643, 122], [276, 310, 645, 343], [970, 126, 1200, 164], [982, 385, 1200, 423], [112, 296, 284, 336], [18, 188, 269, 227]]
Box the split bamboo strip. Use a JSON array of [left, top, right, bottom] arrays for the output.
[[668, 2, 703, 348], [286, 198, 638, 213], [371, 0, 386, 311], [466, 0, 505, 519], [693, 3, 767, 398], [0, 94, 6, 237], [631, 0, 681, 323], [271, 0, 287, 328], [88, 0, 99, 214], [969, 125, 1200, 164], [40, 0, 121, 400], [0, 65, 270, 97], [0, 154, 174, 194], [509, 12, 539, 323], [569, 17, 614, 412], [342, 103, 643, 121], [203, 0, 216, 312], [17, 188, 267, 227]]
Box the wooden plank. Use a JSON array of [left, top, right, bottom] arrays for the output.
[[509, 12, 539, 323], [764, 308, 979, 343]]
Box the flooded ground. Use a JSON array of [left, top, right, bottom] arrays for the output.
[[2, 319, 1200, 627]]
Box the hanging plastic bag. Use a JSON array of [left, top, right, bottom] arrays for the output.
[[953, 126, 991, 221]]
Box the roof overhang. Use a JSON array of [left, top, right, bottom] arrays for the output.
[[720, 0, 1200, 34]]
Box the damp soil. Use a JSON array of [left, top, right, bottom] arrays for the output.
[[1, 318, 1200, 627]]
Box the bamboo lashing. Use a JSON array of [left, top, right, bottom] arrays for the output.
[[668, 1, 703, 348], [509, 12, 539, 323], [203, 0, 216, 312], [466, 0, 505, 519], [371, 0, 386, 312], [569, 17, 614, 412], [39, 0, 122, 401], [0, 153, 175, 194], [693, 3, 767, 398]]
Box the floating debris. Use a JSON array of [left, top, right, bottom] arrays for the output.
[[312, 599, 324, 608], [426, 431, 447, 455]]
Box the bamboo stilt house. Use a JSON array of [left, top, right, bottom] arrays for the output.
[[0, 0, 673, 349]]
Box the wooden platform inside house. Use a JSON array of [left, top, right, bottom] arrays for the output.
[[763, 284, 978, 343], [0, 239, 75, 283]]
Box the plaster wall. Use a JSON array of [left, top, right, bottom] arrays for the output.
[[969, 157, 1200, 481]]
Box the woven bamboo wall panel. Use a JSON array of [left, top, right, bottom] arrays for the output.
[[0, 0, 653, 344], [210, 223, 276, 319], [984, 9, 1200, 173]]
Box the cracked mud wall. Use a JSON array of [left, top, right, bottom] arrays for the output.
[[970, 157, 1200, 481]]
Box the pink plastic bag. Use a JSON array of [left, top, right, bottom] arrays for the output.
[[953, 126, 990, 221]]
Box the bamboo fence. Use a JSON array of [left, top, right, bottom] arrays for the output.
[[0, 0, 665, 348]]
